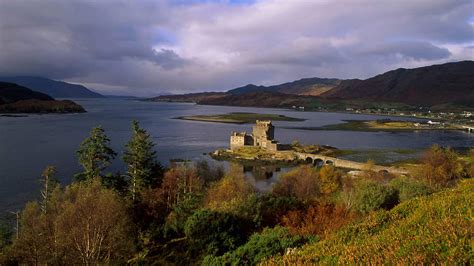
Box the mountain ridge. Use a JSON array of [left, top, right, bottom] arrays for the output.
[[322, 61, 474, 106], [0, 76, 104, 98], [149, 60, 474, 109]]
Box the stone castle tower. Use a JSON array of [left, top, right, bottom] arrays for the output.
[[230, 120, 281, 151], [252, 120, 274, 146]]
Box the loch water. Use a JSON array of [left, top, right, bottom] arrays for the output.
[[1, 98, 473, 212]]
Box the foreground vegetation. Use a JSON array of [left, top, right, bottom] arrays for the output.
[[0, 122, 472, 264], [176, 112, 305, 124], [272, 178, 473, 264]]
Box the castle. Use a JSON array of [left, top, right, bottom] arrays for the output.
[[230, 120, 282, 151]]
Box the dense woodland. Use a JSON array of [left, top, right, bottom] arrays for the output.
[[0, 121, 472, 264]]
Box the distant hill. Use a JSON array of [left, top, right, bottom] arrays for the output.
[[199, 91, 314, 108], [0, 82, 85, 113], [228, 78, 341, 96], [149, 61, 474, 110], [322, 61, 474, 107], [0, 76, 104, 98], [149, 92, 227, 103], [0, 82, 53, 104]]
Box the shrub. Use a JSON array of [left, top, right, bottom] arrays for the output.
[[352, 179, 398, 214], [204, 226, 306, 265], [184, 209, 245, 256], [281, 203, 357, 237], [233, 194, 304, 231], [275, 179, 474, 264], [165, 193, 202, 237], [417, 145, 463, 188], [0, 219, 12, 250], [389, 176, 432, 202], [272, 165, 320, 202], [318, 165, 342, 194], [205, 173, 255, 214], [195, 160, 225, 185]]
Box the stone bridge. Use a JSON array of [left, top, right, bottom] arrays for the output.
[[294, 152, 408, 175], [462, 126, 474, 133]]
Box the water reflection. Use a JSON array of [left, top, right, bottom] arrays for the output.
[[224, 162, 292, 192]]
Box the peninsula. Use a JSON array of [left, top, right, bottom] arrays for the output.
[[286, 119, 461, 132], [0, 82, 85, 113], [176, 112, 304, 124]]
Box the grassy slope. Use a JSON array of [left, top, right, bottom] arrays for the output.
[[272, 179, 474, 264]]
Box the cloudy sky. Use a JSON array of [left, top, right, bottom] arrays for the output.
[[0, 0, 473, 96]]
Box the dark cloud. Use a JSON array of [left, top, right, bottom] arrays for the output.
[[0, 0, 472, 96]]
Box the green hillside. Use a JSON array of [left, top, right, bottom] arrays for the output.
[[273, 179, 474, 264]]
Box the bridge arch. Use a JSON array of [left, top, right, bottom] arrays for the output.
[[305, 157, 313, 164], [326, 160, 334, 165], [314, 158, 324, 167]]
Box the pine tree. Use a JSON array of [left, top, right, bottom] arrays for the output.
[[75, 126, 116, 182], [123, 120, 162, 199], [40, 165, 59, 214]]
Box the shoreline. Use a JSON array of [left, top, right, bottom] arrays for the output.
[[149, 99, 437, 121]]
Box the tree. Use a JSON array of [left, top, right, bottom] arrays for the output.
[[10, 203, 50, 264], [39, 165, 59, 214], [124, 120, 163, 199], [11, 181, 133, 264], [160, 166, 203, 210], [184, 209, 245, 256], [417, 145, 463, 188], [205, 172, 255, 213], [318, 165, 342, 194], [272, 165, 320, 202], [195, 160, 224, 186], [75, 126, 116, 182], [57, 181, 133, 264]]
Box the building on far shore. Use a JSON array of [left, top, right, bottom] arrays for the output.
[[230, 120, 284, 151]]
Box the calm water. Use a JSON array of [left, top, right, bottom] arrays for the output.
[[1, 99, 473, 212]]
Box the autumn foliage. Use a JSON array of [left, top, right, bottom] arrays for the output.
[[205, 172, 255, 213], [11, 180, 133, 264], [281, 203, 357, 237], [272, 165, 320, 202]]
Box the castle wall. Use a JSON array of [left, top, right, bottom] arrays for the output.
[[230, 133, 253, 150], [230, 121, 282, 151]]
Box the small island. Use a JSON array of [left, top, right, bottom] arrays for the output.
[[176, 112, 305, 124], [211, 120, 408, 174]]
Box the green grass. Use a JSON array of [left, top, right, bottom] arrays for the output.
[[271, 179, 474, 264], [176, 112, 305, 124]]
